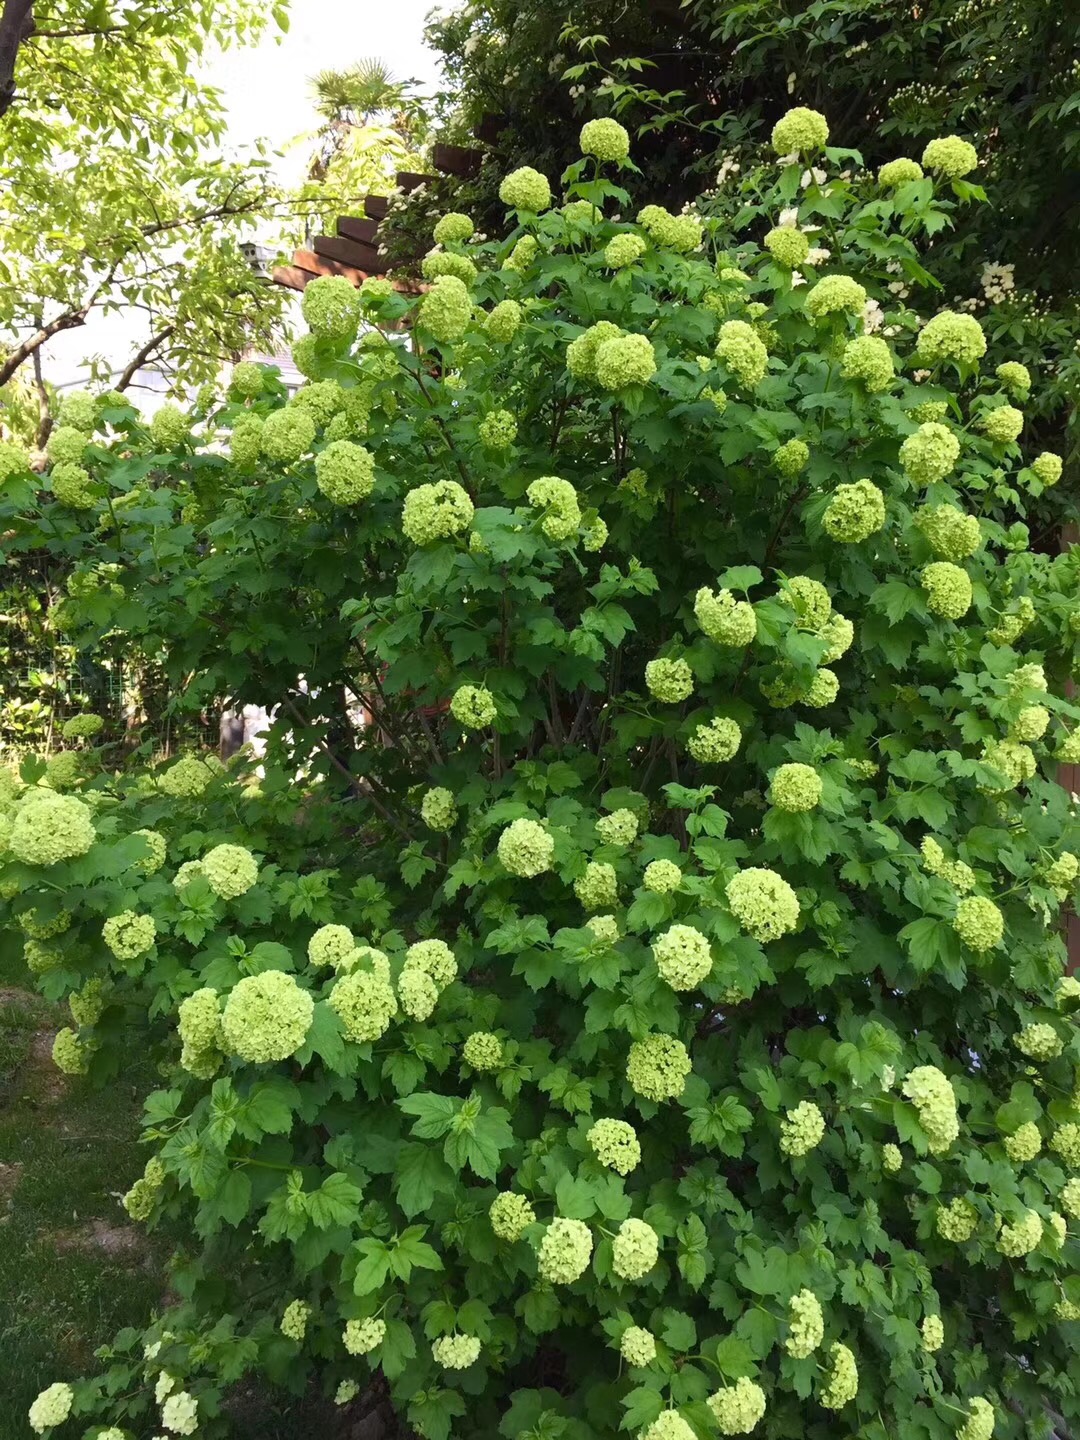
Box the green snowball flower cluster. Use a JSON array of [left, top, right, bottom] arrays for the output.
[[308, 924, 355, 969], [981, 738, 1036, 790], [804, 275, 867, 318], [399, 967, 438, 1021], [1011, 705, 1049, 743], [0, 438, 30, 481], [715, 320, 768, 387], [878, 157, 924, 185], [463, 1031, 504, 1070], [229, 360, 265, 397], [902, 1065, 959, 1152], [344, 1317, 386, 1354], [421, 249, 478, 285], [1008, 661, 1047, 695], [497, 818, 555, 877], [785, 1289, 824, 1357], [620, 1326, 656, 1367], [779, 1100, 825, 1157], [1031, 452, 1062, 486], [823, 479, 886, 542], [19, 906, 71, 940], [43, 751, 81, 789], [612, 1217, 659, 1279], [503, 234, 539, 273], [103, 910, 156, 961], [433, 212, 474, 245], [403, 938, 458, 989], [921, 837, 976, 892], [29, 1382, 74, 1434], [421, 787, 457, 832], [499, 166, 552, 211], [315, 441, 376, 504], [69, 976, 106, 1027], [605, 233, 647, 269], [956, 1399, 995, 1440], [921, 1314, 944, 1352], [694, 587, 757, 645], [221, 971, 314, 1062], [1045, 850, 1079, 897], [687, 716, 742, 763], [645, 657, 693, 703], [594, 332, 657, 390], [921, 561, 972, 619], [780, 575, 831, 629], [1014, 1022, 1063, 1060], [229, 412, 263, 468], [261, 407, 316, 463], [774, 438, 809, 476], [882, 1142, 903, 1172], [819, 1342, 858, 1409], [652, 923, 713, 990], [330, 968, 397, 1043], [201, 843, 258, 900], [643, 859, 682, 894], [567, 321, 624, 380], [769, 762, 823, 812], [587, 1118, 640, 1174], [771, 106, 829, 153], [57, 391, 98, 430], [124, 1156, 165, 1220], [52, 1027, 88, 1074], [580, 117, 630, 162], [485, 299, 522, 342], [936, 1196, 978, 1241], [527, 476, 581, 539], [901, 421, 961, 484], [586, 914, 619, 944], [1055, 976, 1080, 1010], [922, 135, 979, 178], [726, 867, 800, 942], [596, 809, 638, 845], [149, 403, 189, 451], [840, 335, 895, 391], [402, 480, 474, 545], [764, 225, 809, 268], [918, 311, 987, 367], [291, 380, 346, 425], [1051, 1123, 1080, 1168], [178, 987, 222, 1077], [978, 404, 1023, 444], [46, 426, 88, 465], [301, 275, 360, 340], [61, 712, 103, 740], [478, 410, 517, 448], [432, 1334, 481, 1369], [51, 463, 96, 509], [626, 1032, 692, 1101], [538, 1216, 593, 1282], [280, 1299, 310, 1341], [1003, 1122, 1042, 1162], [9, 791, 95, 864], [996, 361, 1030, 395], [708, 1379, 766, 1436], [418, 276, 472, 343], [641, 1412, 695, 1440], [490, 1191, 535, 1240], [636, 205, 702, 252], [1061, 1178, 1080, 1218], [450, 684, 496, 728], [575, 860, 618, 910], [917, 503, 981, 560], [996, 1208, 1043, 1257]]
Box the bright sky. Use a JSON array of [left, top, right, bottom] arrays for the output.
[[48, 0, 444, 392]]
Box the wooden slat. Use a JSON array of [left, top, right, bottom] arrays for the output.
[[313, 234, 386, 271], [476, 112, 507, 145], [271, 263, 323, 292], [364, 194, 389, 220], [291, 249, 369, 286], [432, 142, 482, 178], [395, 171, 432, 193], [336, 215, 379, 245]]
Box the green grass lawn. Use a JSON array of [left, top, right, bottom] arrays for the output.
[[0, 948, 166, 1440]]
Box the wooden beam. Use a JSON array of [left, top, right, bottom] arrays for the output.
[[291, 249, 369, 286], [336, 215, 379, 245], [396, 171, 433, 193], [365, 195, 389, 220], [271, 263, 323, 292], [313, 234, 388, 272], [432, 142, 483, 178]]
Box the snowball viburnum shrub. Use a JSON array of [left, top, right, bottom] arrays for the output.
[[8, 108, 1080, 1440]]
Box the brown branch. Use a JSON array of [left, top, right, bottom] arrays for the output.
[[115, 325, 175, 392], [30, 320, 50, 450], [0, 305, 86, 388], [0, 0, 33, 119]]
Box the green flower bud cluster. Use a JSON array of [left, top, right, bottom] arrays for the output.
[[463, 1031, 504, 1070], [335, 1380, 359, 1406], [421, 249, 478, 285], [996, 1208, 1043, 1257], [593, 333, 657, 390], [1003, 1122, 1042, 1162], [202, 843, 258, 899], [921, 837, 976, 891], [308, 924, 355, 969], [1031, 452, 1062, 486], [978, 404, 1024, 445], [43, 751, 81, 789], [580, 118, 630, 162], [645, 657, 694, 703], [764, 225, 809, 268], [726, 867, 800, 942], [626, 1033, 692, 1101], [178, 987, 222, 1076], [882, 1142, 903, 1172], [330, 967, 397, 1043], [921, 1314, 944, 1352], [1015, 1022, 1063, 1060], [1051, 1123, 1080, 1168], [918, 311, 986, 366], [52, 1027, 88, 1074], [1011, 705, 1050, 743], [840, 335, 895, 391], [780, 575, 831, 630], [29, 1382, 75, 1434], [538, 1216, 593, 1282], [707, 1377, 767, 1435], [503, 234, 539, 273], [260, 407, 316, 463], [485, 299, 522, 342], [922, 561, 972, 619], [133, 828, 166, 874], [879, 157, 924, 185], [291, 381, 346, 425], [900, 422, 961, 485], [771, 106, 829, 153], [785, 1289, 824, 1357], [779, 1100, 826, 1157], [596, 809, 638, 845], [103, 910, 156, 961], [774, 438, 809, 476], [819, 1342, 859, 1409], [652, 923, 712, 990], [478, 410, 517, 448], [988, 595, 1035, 645], [612, 1217, 659, 1279], [981, 738, 1036, 790], [499, 166, 552, 212], [490, 1191, 535, 1240], [403, 938, 458, 991], [605, 233, 648, 269], [641, 1412, 696, 1440], [402, 479, 474, 546], [823, 479, 886, 542], [1055, 976, 1080, 1010], [69, 976, 107, 1028], [418, 275, 473, 343], [636, 205, 702, 252], [567, 321, 623, 380], [46, 426, 88, 465], [229, 360, 265, 397], [421, 787, 457, 831], [996, 361, 1031, 396], [1061, 1178, 1080, 1218], [314, 441, 376, 504], [497, 817, 555, 877], [450, 684, 496, 729], [917, 503, 981, 560], [643, 859, 682, 894], [695, 587, 757, 645], [715, 320, 769, 388], [936, 1196, 978, 1241], [687, 716, 742, 763], [620, 1326, 656, 1367], [1046, 851, 1079, 898], [956, 1399, 995, 1440], [769, 762, 823, 812], [432, 1334, 481, 1369], [302, 275, 361, 340], [804, 275, 867, 319], [149, 403, 189, 451], [51, 463, 96, 509], [0, 439, 30, 481], [527, 476, 581, 539], [344, 1317, 386, 1354], [229, 412, 263, 468], [9, 791, 95, 864], [574, 860, 618, 910], [280, 1299, 311, 1341], [922, 135, 979, 178], [221, 971, 314, 1062], [587, 1118, 640, 1174], [433, 212, 474, 245], [586, 914, 619, 944], [902, 1065, 959, 1152], [398, 967, 438, 1021], [58, 391, 98, 430]]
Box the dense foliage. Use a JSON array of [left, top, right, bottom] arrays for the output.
[[3, 111, 1080, 1440]]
